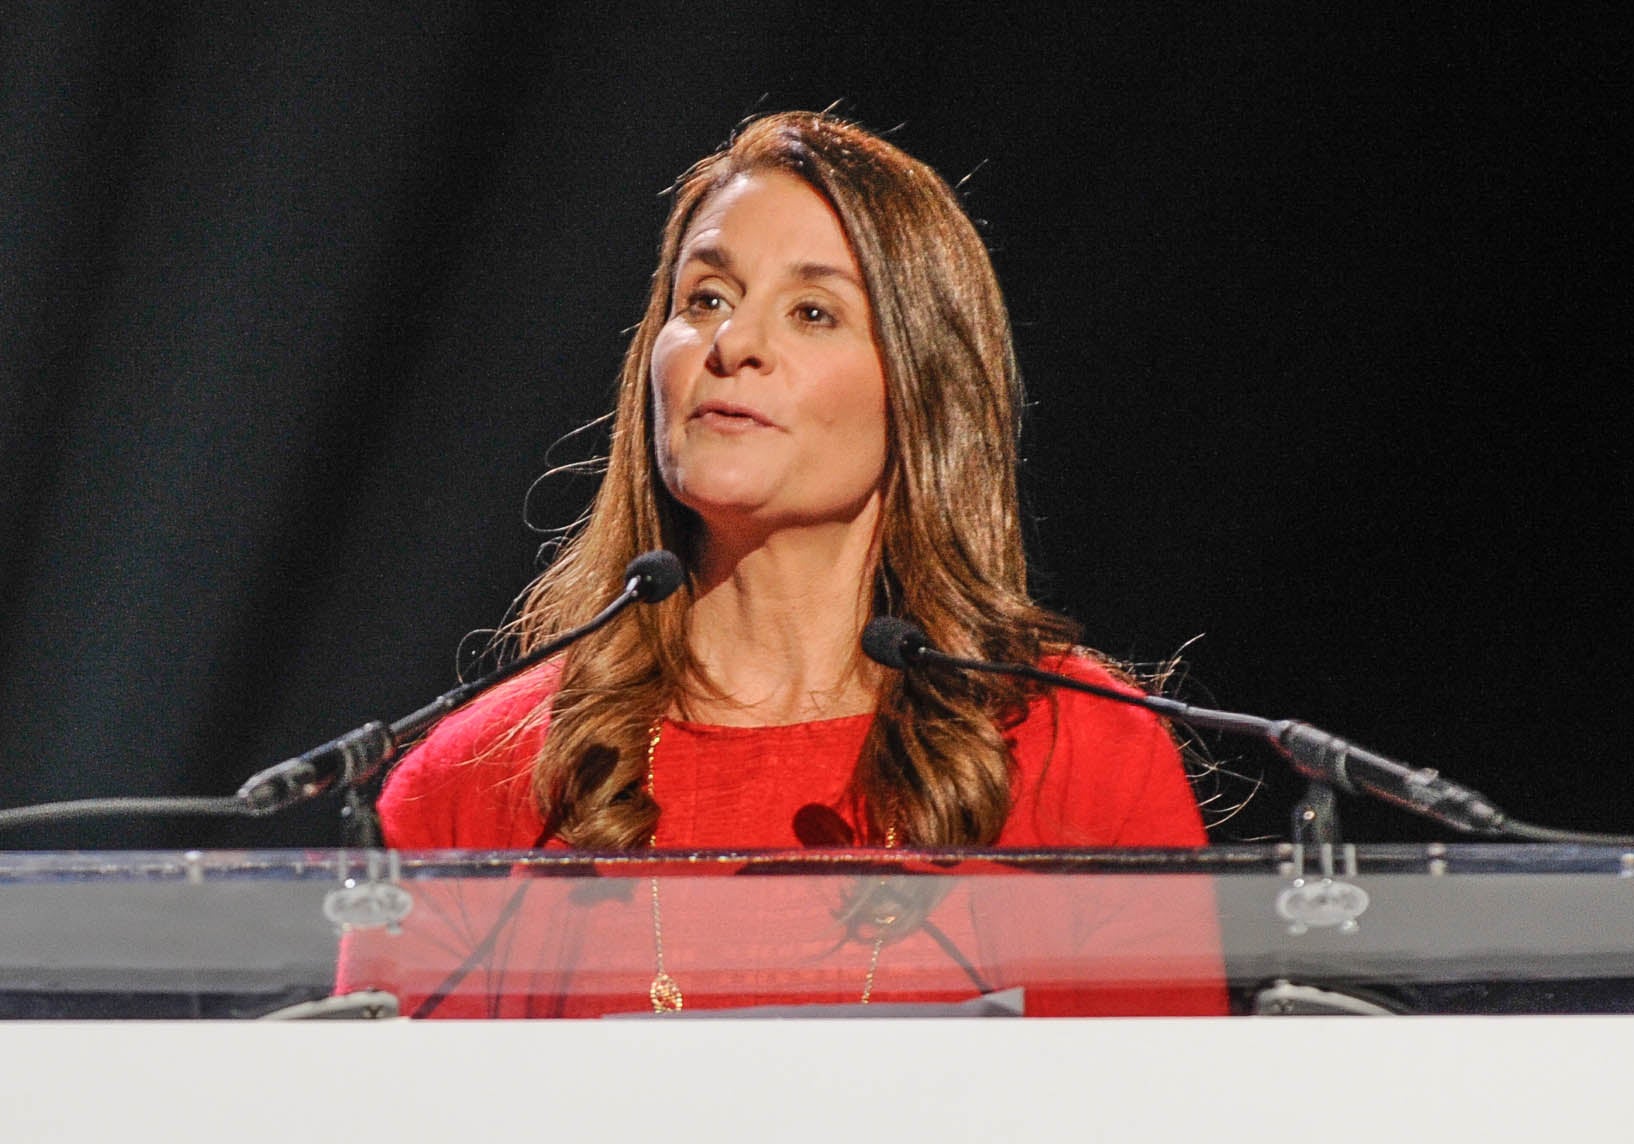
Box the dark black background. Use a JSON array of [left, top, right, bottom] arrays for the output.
[[2, 4, 1626, 849]]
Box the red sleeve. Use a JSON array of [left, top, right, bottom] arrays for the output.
[[376, 666, 556, 850]]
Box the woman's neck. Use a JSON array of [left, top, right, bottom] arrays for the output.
[[682, 515, 882, 726]]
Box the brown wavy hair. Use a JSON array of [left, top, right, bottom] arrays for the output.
[[510, 110, 1080, 849]]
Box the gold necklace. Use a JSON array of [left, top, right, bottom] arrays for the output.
[[644, 719, 895, 1014], [645, 720, 684, 1013]]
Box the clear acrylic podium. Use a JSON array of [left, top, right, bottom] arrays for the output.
[[5, 844, 1634, 1019]]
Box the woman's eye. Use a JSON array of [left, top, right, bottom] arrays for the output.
[[794, 304, 834, 326]]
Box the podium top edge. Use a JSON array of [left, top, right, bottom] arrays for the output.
[[3, 842, 1634, 882]]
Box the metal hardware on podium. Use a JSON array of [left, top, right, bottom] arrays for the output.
[[1253, 979, 1401, 1016], [256, 989, 401, 1020], [322, 849, 412, 934], [1276, 842, 1368, 936], [1292, 778, 1341, 848], [340, 787, 381, 849]]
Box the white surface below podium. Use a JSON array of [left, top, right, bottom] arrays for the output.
[[1, 1016, 1621, 1141]]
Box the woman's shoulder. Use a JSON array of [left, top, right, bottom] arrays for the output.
[[1006, 647, 1207, 847], [1035, 648, 1155, 714], [417, 659, 563, 755], [376, 660, 561, 848], [1043, 646, 1136, 680]]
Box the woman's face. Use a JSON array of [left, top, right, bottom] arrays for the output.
[[651, 170, 889, 546]]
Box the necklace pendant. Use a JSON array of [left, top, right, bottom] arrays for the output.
[[650, 972, 684, 1013]]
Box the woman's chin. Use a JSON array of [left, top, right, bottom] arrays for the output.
[[672, 481, 773, 523], [668, 474, 883, 544]]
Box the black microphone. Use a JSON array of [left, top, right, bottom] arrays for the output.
[[625, 549, 688, 603], [859, 615, 926, 670], [236, 550, 685, 816], [859, 616, 1513, 837], [0, 551, 687, 836]]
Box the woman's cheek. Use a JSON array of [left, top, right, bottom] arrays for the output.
[[649, 326, 686, 438]]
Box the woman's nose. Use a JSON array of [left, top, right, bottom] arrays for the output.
[[706, 307, 773, 377]]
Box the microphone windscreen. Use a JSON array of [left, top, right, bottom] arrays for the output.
[[625, 550, 685, 602], [860, 616, 929, 670]]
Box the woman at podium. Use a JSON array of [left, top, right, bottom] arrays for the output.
[[342, 112, 1222, 1017]]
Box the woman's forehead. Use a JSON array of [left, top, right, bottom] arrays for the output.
[[675, 170, 861, 278]]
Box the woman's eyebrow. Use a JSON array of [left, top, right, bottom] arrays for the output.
[[676, 245, 863, 293], [790, 261, 864, 292], [677, 244, 732, 273]]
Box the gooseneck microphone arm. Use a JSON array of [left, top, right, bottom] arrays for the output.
[[236, 550, 686, 815], [860, 616, 1634, 844], [0, 551, 686, 835]]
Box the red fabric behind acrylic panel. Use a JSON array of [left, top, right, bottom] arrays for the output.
[[338, 657, 1225, 1016]]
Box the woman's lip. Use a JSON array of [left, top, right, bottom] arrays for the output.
[[692, 402, 776, 428]]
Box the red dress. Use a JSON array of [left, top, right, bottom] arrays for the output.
[[339, 657, 1227, 1016]]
